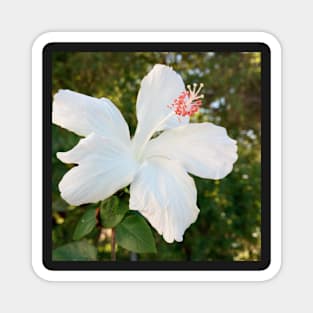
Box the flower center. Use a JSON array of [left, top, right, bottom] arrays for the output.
[[168, 83, 204, 117], [132, 83, 204, 161]]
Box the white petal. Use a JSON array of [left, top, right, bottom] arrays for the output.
[[132, 64, 189, 154], [144, 123, 238, 180], [52, 89, 130, 145], [57, 133, 138, 206], [129, 157, 199, 243]]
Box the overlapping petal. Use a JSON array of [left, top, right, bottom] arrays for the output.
[[52, 90, 130, 145], [57, 133, 138, 206], [143, 122, 238, 180], [132, 64, 189, 154], [129, 157, 199, 243]]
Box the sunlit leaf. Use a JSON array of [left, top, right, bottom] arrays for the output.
[[72, 208, 97, 240], [100, 196, 128, 228], [116, 212, 157, 253]]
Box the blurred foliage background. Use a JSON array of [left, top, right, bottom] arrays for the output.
[[52, 51, 261, 261]]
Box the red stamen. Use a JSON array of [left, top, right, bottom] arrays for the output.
[[168, 83, 204, 117]]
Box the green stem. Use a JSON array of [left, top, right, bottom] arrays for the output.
[[111, 228, 116, 261]]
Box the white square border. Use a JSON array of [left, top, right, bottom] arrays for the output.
[[32, 31, 281, 282]]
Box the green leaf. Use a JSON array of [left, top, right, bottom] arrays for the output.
[[72, 208, 97, 240], [100, 196, 128, 228], [52, 240, 97, 261], [115, 212, 157, 253]]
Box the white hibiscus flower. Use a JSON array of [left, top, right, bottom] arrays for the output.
[[53, 64, 238, 243]]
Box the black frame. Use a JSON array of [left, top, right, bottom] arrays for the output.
[[43, 42, 270, 271]]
